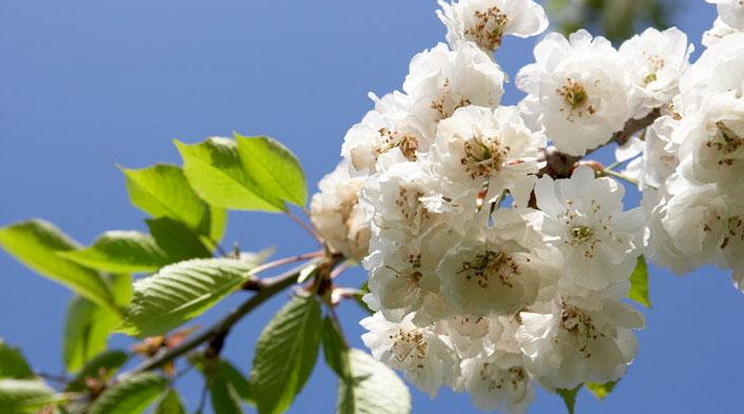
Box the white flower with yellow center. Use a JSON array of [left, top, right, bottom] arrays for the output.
[[431, 105, 546, 207], [362, 160, 462, 238], [517, 30, 631, 156], [619, 27, 693, 118], [403, 43, 505, 131], [517, 298, 644, 390], [436, 0, 548, 53], [360, 312, 461, 397], [534, 167, 644, 293], [364, 226, 457, 325], [341, 91, 429, 174], [436, 210, 557, 316], [675, 93, 744, 188]]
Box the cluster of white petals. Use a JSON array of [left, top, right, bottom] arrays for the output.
[[306, 0, 743, 412]]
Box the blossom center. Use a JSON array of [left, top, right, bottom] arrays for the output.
[[571, 225, 595, 243], [376, 128, 420, 161], [465, 7, 510, 50], [560, 304, 602, 358], [558, 78, 596, 120], [457, 250, 519, 289], [431, 78, 473, 120], [705, 121, 744, 167], [391, 329, 428, 365], [460, 130, 507, 179]]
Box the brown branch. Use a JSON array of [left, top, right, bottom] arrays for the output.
[[539, 108, 662, 179]]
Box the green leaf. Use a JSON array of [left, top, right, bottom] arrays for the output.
[[154, 389, 186, 414], [235, 134, 307, 208], [60, 231, 170, 274], [146, 218, 213, 262], [209, 372, 243, 414], [88, 372, 166, 414], [191, 356, 253, 405], [0, 220, 116, 313], [65, 350, 129, 392], [321, 316, 349, 378], [118, 258, 255, 337], [176, 137, 284, 212], [63, 296, 121, 373], [250, 296, 322, 414], [121, 164, 227, 242], [338, 349, 411, 414], [0, 379, 62, 414], [219, 361, 253, 403], [585, 380, 618, 401], [557, 386, 582, 414], [629, 255, 651, 308], [121, 164, 227, 243], [109, 273, 134, 308], [0, 340, 33, 380]]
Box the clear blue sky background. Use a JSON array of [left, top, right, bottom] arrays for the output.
[[1, 1, 742, 413]]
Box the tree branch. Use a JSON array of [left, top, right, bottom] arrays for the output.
[[540, 108, 662, 179], [123, 258, 324, 377]]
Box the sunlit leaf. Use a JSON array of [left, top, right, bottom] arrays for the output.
[[0, 220, 116, 313], [629, 256, 651, 308], [250, 296, 321, 414], [176, 137, 283, 212], [121, 163, 227, 242], [234, 134, 307, 208], [118, 258, 255, 337]]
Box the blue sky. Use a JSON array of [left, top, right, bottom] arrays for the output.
[[1, 1, 742, 413]]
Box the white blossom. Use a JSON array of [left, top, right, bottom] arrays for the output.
[[309, 162, 370, 261], [655, 175, 744, 274], [436, 210, 557, 316], [517, 30, 632, 156], [364, 226, 456, 325], [619, 27, 693, 117], [707, 0, 744, 30], [459, 352, 534, 414], [403, 43, 505, 131], [534, 167, 644, 294], [517, 298, 643, 389], [437, 0, 548, 52], [431, 105, 546, 207], [674, 92, 744, 188], [677, 33, 744, 114], [341, 92, 429, 174], [361, 159, 463, 238], [360, 312, 461, 397], [703, 17, 740, 47]]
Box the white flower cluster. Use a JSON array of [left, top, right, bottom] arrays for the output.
[[306, 0, 742, 412], [617, 3, 744, 292]]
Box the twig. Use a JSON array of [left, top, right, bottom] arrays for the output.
[[123, 258, 325, 377], [330, 260, 354, 279], [539, 109, 661, 179], [286, 209, 321, 242], [601, 168, 640, 186]]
